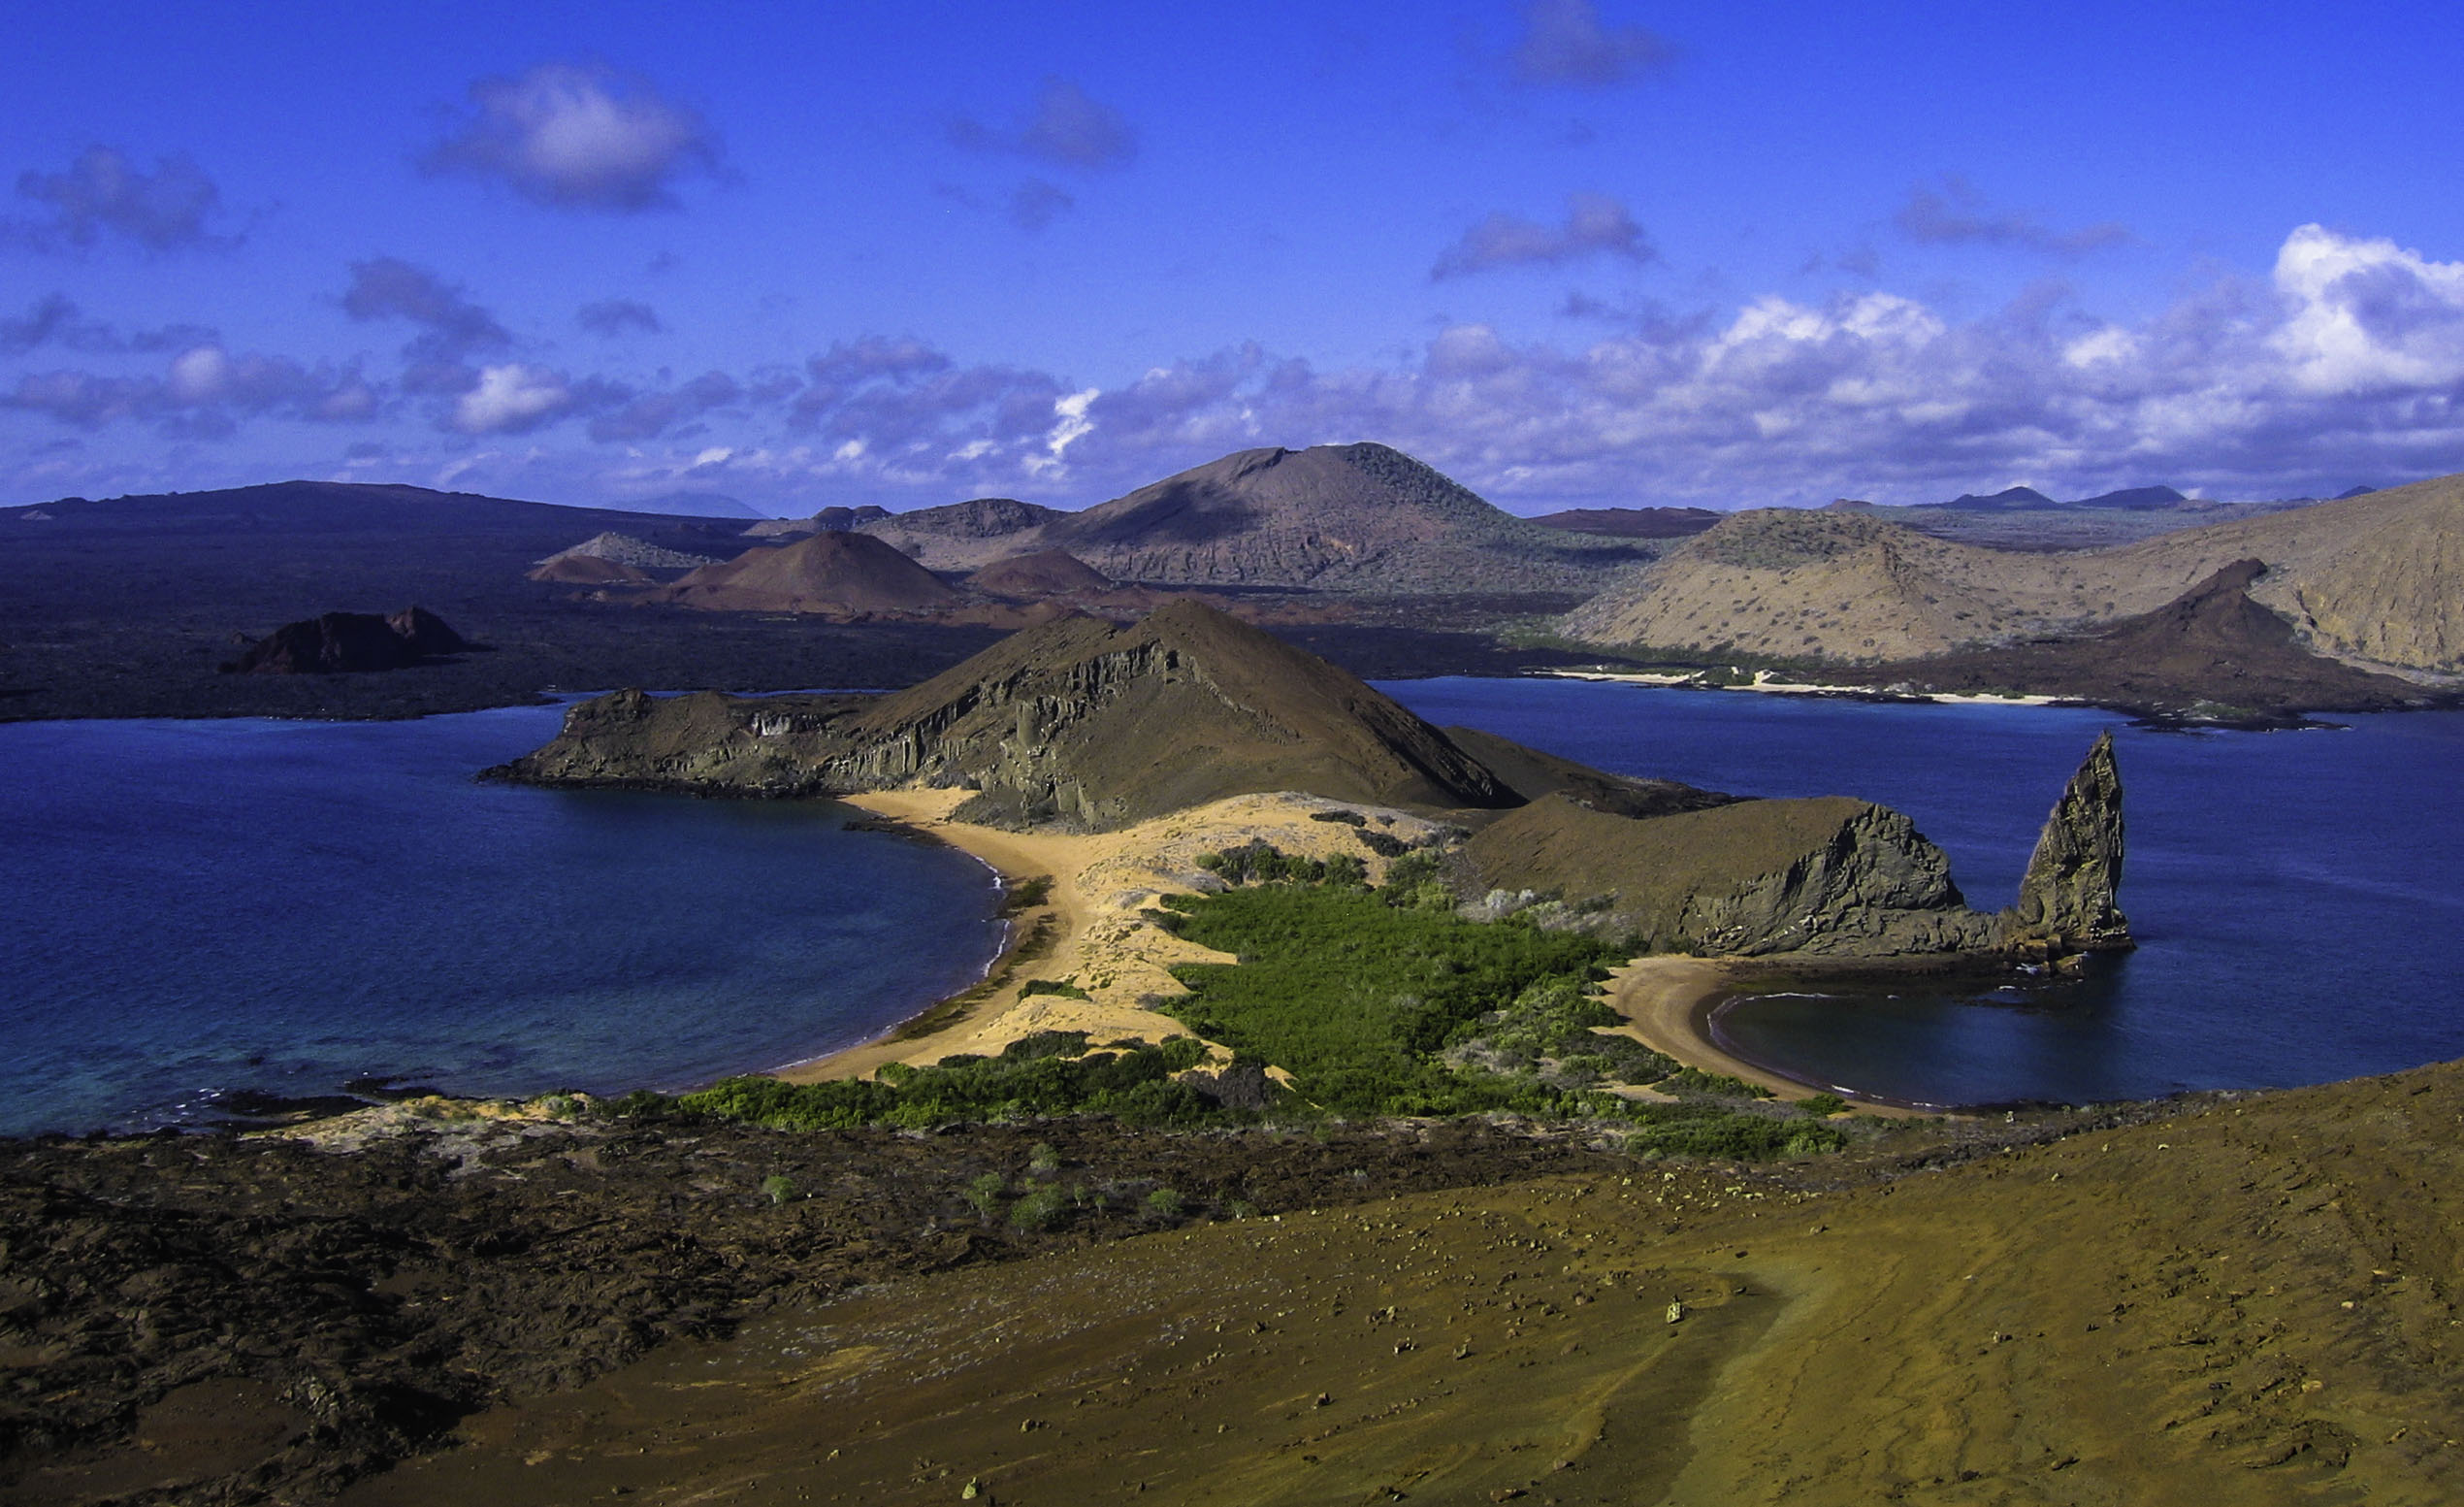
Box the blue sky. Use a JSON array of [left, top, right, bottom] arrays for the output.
[[7, 0, 2463, 514]]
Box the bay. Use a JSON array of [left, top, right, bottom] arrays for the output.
[[0, 704, 1005, 1137], [1381, 677, 2464, 1107]]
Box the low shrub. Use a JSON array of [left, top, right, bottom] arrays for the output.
[[1661, 1067, 1772, 1099], [1010, 1184, 1069, 1229], [678, 1032, 1221, 1131]]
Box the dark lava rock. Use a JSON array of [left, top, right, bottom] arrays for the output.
[[222, 606, 472, 675], [2000, 731, 2131, 962], [0, 1114, 1652, 1504]]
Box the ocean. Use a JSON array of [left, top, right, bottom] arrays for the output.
[[0, 704, 1006, 1136]]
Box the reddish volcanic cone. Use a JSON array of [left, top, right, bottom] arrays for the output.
[[966, 548, 1114, 598], [659, 532, 960, 613]]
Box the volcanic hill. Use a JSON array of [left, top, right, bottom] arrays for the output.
[[852, 443, 1645, 592], [652, 532, 960, 615]]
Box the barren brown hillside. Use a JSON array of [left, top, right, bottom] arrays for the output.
[[1563, 473, 2464, 673], [347, 1055, 2464, 1507]]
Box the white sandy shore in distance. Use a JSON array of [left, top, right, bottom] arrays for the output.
[[778, 790, 1453, 1085], [1542, 667, 2063, 706]]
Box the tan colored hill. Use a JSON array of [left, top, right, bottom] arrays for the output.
[[650, 532, 959, 614], [1831, 560, 2434, 719], [1562, 472, 2464, 673], [1560, 508, 2095, 661], [855, 444, 1641, 592]]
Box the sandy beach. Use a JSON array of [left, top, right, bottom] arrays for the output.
[[1542, 666, 2064, 706], [780, 789, 1452, 1085]]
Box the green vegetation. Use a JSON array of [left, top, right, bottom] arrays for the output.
[[1009, 1184, 1069, 1229], [636, 845, 1841, 1163], [1661, 1067, 1774, 1099], [1019, 977, 1090, 999], [676, 1031, 1223, 1130], [1156, 883, 1621, 1117], [1197, 839, 1366, 888], [1799, 1093, 1850, 1118], [1003, 874, 1053, 910], [759, 1173, 796, 1205]]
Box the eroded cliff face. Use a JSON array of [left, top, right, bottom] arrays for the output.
[[1677, 803, 1998, 958], [1464, 795, 1996, 959], [1998, 731, 2131, 960]]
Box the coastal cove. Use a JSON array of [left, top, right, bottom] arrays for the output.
[[0, 705, 1006, 1138], [1384, 676, 2464, 1106]]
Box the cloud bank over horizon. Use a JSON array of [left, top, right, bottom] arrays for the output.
[[9, 221, 2462, 512], [7, 7, 2462, 515]]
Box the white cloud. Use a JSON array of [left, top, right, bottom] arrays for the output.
[[1026, 386, 1099, 474], [2271, 223, 2464, 392], [453, 364, 574, 434], [425, 63, 722, 213], [166, 345, 230, 402]]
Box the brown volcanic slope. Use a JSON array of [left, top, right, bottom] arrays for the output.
[[350, 1057, 2464, 1507], [1834, 559, 2434, 717], [857, 443, 1645, 592], [964, 547, 1112, 597], [1560, 508, 2096, 662], [1562, 472, 2464, 675], [501, 599, 1518, 828], [653, 531, 959, 614]]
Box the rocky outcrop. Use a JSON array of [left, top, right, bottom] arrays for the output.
[[1997, 732, 2131, 960], [223, 606, 471, 674], [1466, 794, 1996, 958], [1467, 733, 2133, 962]]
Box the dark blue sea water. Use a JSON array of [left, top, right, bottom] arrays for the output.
[[1381, 678, 2464, 1107], [0, 705, 1005, 1137]]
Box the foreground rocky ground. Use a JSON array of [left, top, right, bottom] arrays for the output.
[[16, 1061, 2463, 1505]]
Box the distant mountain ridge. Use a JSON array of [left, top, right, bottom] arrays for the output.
[[847, 443, 1643, 593]]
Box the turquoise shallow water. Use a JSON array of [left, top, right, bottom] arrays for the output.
[[1380, 678, 2464, 1107], [0, 704, 1005, 1136]]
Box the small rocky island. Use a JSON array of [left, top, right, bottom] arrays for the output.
[[222, 606, 472, 675]]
